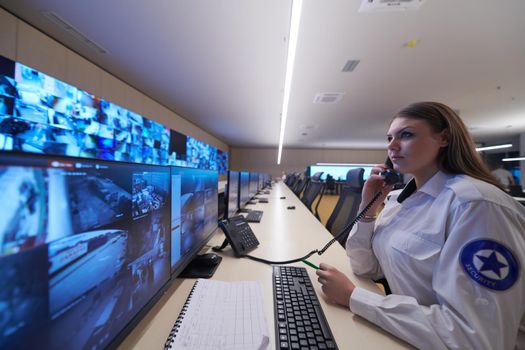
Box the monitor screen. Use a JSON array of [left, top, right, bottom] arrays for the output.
[[249, 172, 258, 198], [186, 136, 214, 170], [226, 170, 239, 218], [239, 171, 250, 209], [258, 173, 264, 190], [170, 166, 218, 276], [0, 152, 171, 349], [168, 129, 187, 166], [216, 149, 229, 175], [309, 165, 373, 181]]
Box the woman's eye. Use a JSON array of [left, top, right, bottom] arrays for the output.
[[400, 131, 413, 139], [387, 136, 392, 142]]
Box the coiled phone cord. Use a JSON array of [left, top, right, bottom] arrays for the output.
[[240, 189, 384, 265]]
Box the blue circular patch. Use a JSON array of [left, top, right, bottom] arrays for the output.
[[460, 239, 519, 291]]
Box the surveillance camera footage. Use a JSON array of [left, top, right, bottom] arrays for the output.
[[0, 153, 171, 350], [170, 167, 218, 272]]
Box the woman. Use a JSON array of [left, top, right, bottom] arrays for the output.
[[316, 102, 525, 349]]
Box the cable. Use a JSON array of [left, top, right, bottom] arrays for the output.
[[239, 189, 384, 265]]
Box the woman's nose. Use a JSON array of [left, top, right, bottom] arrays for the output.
[[387, 138, 400, 151]]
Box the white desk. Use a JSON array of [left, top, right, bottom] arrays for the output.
[[118, 182, 412, 349]]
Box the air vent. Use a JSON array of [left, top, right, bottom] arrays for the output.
[[342, 60, 360, 72], [359, 0, 426, 13], [313, 92, 345, 104], [42, 11, 108, 54]]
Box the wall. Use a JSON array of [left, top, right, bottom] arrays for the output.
[[231, 147, 387, 178], [0, 8, 228, 152]]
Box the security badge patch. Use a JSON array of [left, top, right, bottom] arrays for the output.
[[460, 239, 520, 291]]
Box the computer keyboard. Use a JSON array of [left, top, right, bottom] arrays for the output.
[[273, 266, 338, 350], [245, 210, 263, 223]]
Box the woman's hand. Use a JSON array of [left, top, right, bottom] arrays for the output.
[[316, 263, 356, 307], [359, 163, 395, 215]]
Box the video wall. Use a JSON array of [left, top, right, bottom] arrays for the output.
[[0, 55, 228, 174]]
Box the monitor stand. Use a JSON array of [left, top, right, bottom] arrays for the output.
[[178, 253, 222, 279]]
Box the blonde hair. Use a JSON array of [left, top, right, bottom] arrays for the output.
[[394, 101, 504, 190]]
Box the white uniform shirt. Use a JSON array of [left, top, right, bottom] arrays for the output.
[[347, 171, 525, 350]]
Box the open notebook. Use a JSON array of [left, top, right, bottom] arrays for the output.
[[164, 279, 269, 350]]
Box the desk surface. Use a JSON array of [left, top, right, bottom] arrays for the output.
[[118, 182, 412, 349]]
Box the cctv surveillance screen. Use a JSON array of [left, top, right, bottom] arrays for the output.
[[0, 152, 171, 350], [226, 170, 239, 218], [170, 166, 218, 275], [239, 171, 250, 208]]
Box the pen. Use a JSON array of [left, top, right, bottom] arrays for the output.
[[302, 259, 320, 270]]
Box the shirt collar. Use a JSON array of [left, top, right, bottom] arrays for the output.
[[397, 170, 451, 203]]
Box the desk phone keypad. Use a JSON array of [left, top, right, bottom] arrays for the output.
[[238, 222, 259, 251], [273, 266, 338, 350]]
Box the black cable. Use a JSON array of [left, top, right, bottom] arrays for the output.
[[239, 189, 384, 265]]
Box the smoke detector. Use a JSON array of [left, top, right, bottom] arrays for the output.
[[359, 0, 426, 13]]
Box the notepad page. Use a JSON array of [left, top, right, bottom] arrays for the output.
[[170, 279, 269, 350]]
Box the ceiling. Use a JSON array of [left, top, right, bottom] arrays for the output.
[[1, 0, 524, 153]]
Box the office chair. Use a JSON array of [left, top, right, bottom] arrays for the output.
[[325, 174, 336, 195], [509, 185, 524, 197], [300, 179, 325, 220], [311, 171, 324, 181], [293, 177, 309, 197], [325, 168, 365, 246], [286, 173, 297, 188]]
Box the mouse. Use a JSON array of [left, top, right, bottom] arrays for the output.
[[195, 253, 220, 267]]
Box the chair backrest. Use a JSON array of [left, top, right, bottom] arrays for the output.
[[509, 185, 524, 197], [325, 168, 365, 246], [301, 180, 325, 215], [293, 177, 309, 197], [286, 173, 297, 187], [311, 172, 324, 181], [325, 174, 336, 191]]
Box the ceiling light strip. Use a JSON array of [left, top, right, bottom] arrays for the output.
[[502, 157, 525, 162], [475, 143, 512, 152], [277, 0, 303, 165]]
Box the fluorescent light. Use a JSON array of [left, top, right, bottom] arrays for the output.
[[502, 157, 525, 161], [277, 0, 303, 165], [316, 162, 376, 166], [475, 143, 512, 152]]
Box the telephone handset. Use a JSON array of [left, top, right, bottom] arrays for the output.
[[380, 157, 403, 185], [217, 215, 260, 256]]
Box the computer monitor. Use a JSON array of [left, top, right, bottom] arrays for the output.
[[226, 170, 239, 218], [170, 166, 218, 277], [258, 173, 264, 191], [249, 172, 258, 198], [0, 151, 171, 349], [239, 171, 250, 209]]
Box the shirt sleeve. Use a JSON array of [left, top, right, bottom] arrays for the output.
[[349, 200, 525, 350], [346, 220, 384, 280]]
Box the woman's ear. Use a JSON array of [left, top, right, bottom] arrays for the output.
[[438, 129, 449, 147]]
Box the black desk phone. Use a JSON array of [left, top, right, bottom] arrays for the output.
[[217, 215, 260, 256]]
